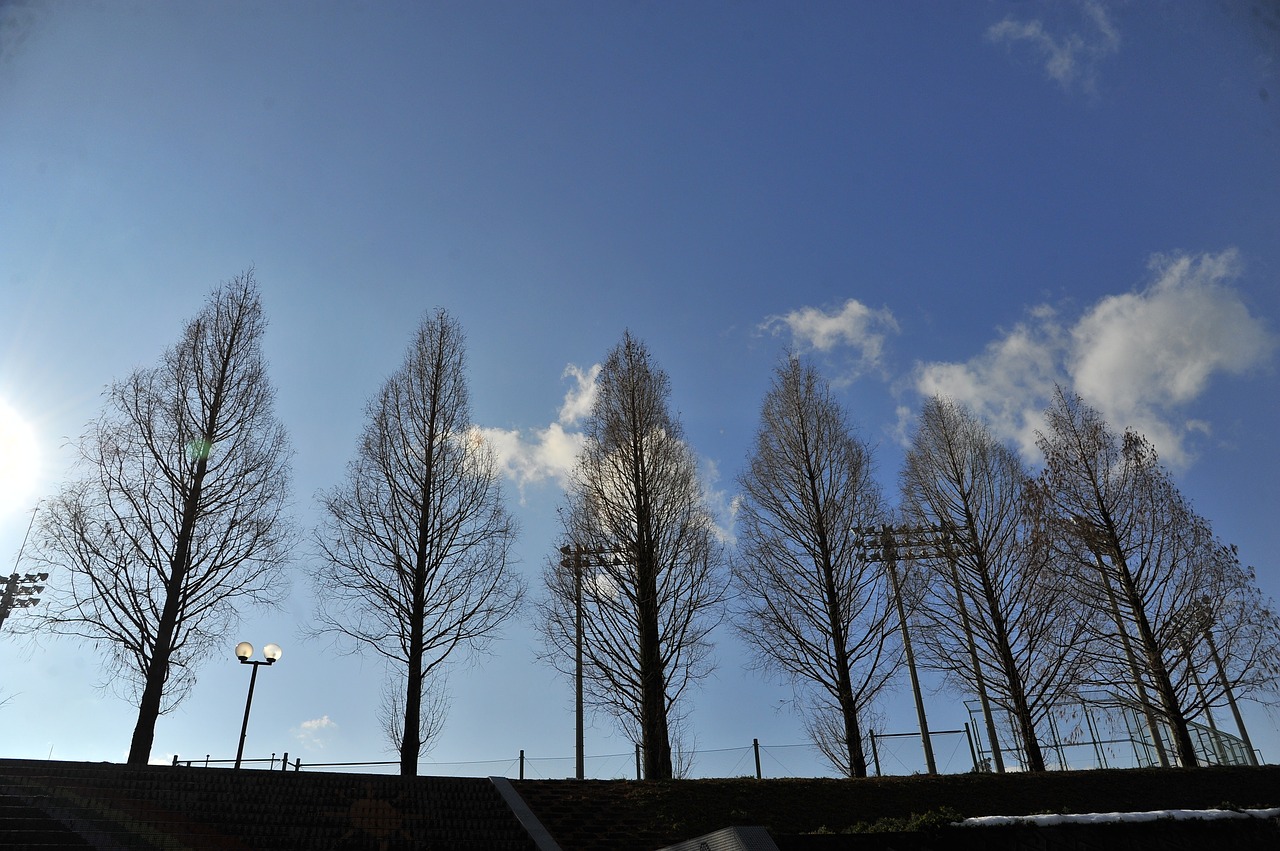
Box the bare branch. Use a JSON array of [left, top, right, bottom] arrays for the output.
[[32, 271, 295, 764], [538, 332, 726, 780], [901, 395, 1089, 772], [310, 309, 523, 775], [730, 356, 894, 777]]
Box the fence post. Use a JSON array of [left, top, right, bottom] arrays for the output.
[[635, 743, 641, 780], [1046, 711, 1066, 770], [1082, 700, 1107, 769], [204, 754, 210, 768], [171, 754, 178, 767], [870, 731, 881, 777], [281, 752, 289, 771], [519, 749, 525, 780], [963, 723, 978, 771], [293, 758, 302, 772], [753, 738, 762, 780]]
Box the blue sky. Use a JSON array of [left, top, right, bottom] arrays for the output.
[[2, 1, 1278, 777]]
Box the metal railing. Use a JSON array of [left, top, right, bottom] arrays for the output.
[[169, 733, 977, 779], [172, 704, 1262, 778]]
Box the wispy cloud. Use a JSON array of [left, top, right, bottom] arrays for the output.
[[293, 715, 338, 750], [699, 457, 738, 546], [986, 0, 1120, 93], [914, 249, 1276, 466], [477, 364, 598, 497], [760, 298, 899, 380]]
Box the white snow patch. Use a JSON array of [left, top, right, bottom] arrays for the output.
[[960, 807, 1280, 828]]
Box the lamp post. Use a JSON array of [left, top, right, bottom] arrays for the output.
[[233, 641, 281, 769]]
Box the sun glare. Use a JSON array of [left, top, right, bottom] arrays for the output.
[[0, 399, 41, 515]]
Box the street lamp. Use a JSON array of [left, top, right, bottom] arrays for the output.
[[233, 641, 281, 769]]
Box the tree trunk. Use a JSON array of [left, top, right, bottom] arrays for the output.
[[947, 557, 1004, 773], [128, 445, 211, 764], [633, 406, 672, 780], [1117, 562, 1198, 767], [836, 668, 866, 777], [403, 352, 445, 776], [401, 573, 425, 775], [826, 544, 862, 776], [828, 564, 866, 779], [638, 550, 672, 779], [979, 569, 1044, 771], [1098, 560, 1169, 767]]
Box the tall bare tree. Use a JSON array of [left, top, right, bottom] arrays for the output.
[[1031, 388, 1213, 766], [312, 309, 522, 776], [901, 396, 1088, 772], [34, 271, 294, 765], [732, 356, 896, 778], [539, 332, 725, 780], [1155, 524, 1280, 764]]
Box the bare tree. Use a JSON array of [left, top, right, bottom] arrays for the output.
[[312, 309, 522, 775], [731, 356, 896, 778], [901, 396, 1089, 772], [33, 271, 294, 765], [1160, 530, 1280, 764], [539, 332, 725, 780], [1031, 388, 1217, 767]]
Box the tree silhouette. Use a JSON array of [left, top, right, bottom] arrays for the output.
[[35, 271, 294, 765], [312, 309, 522, 775], [540, 332, 725, 780]]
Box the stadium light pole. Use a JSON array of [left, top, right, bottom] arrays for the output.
[[559, 544, 629, 779], [853, 522, 980, 776], [559, 545, 586, 780], [233, 641, 282, 769], [0, 506, 44, 632], [0, 571, 47, 632]]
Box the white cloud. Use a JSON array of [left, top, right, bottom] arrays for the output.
[[557, 363, 600, 423], [761, 298, 899, 378], [1068, 249, 1276, 464], [916, 310, 1067, 458], [987, 0, 1120, 92], [293, 715, 337, 750], [478, 363, 599, 497], [914, 249, 1276, 466]]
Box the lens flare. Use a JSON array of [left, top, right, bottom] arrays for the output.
[[0, 399, 41, 515]]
